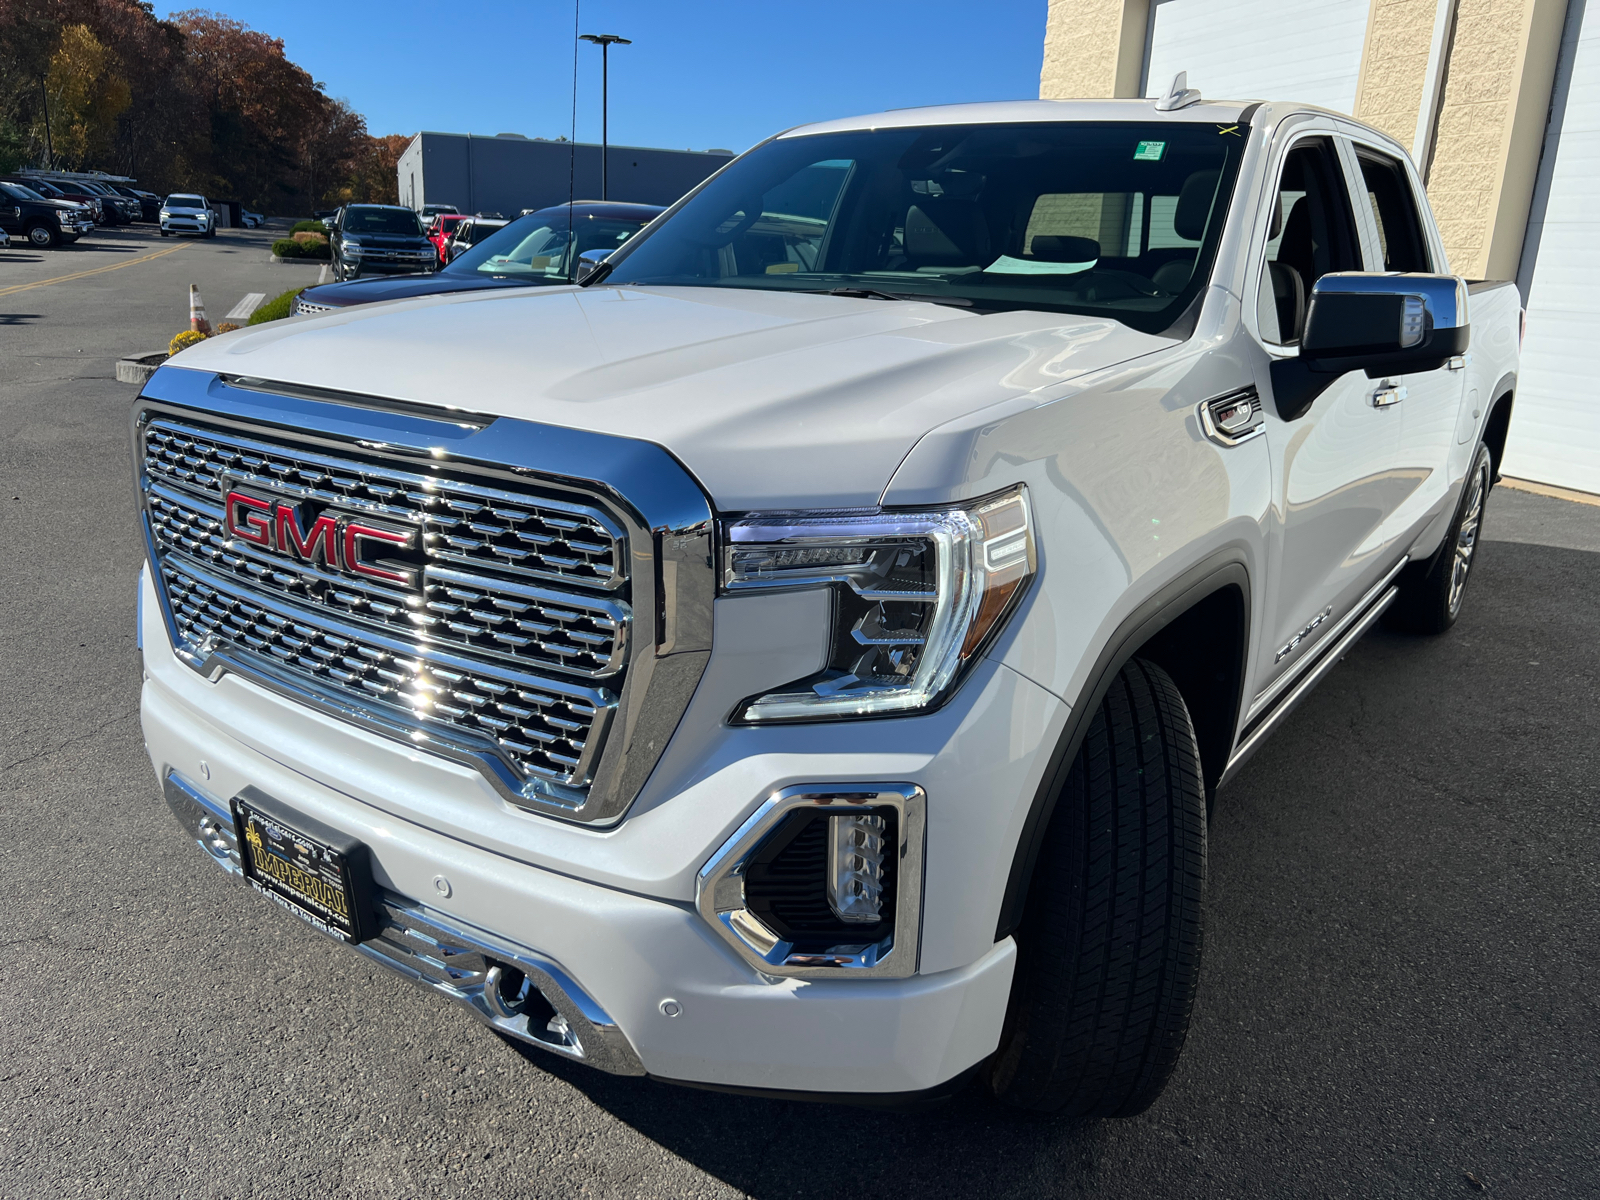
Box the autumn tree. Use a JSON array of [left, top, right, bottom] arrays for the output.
[[41, 24, 131, 168], [0, 1, 410, 212]]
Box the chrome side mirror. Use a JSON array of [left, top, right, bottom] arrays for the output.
[[1272, 272, 1469, 419], [575, 248, 611, 284], [1302, 272, 1469, 376]]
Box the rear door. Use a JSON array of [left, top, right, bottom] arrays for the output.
[[1344, 138, 1465, 537], [1249, 129, 1408, 707]]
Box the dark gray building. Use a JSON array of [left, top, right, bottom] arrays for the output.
[[395, 132, 734, 216]]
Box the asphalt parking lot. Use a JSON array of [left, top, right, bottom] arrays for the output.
[[2, 225, 1597, 1199]]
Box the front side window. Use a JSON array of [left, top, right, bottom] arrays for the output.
[[602, 121, 1249, 333], [1355, 149, 1431, 273], [1256, 138, 1363, 345]]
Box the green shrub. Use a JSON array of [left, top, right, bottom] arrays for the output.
[[249, 287, 307, 325], [297, 239, 331, 259], [290, 219, 329, 235], [271, 238, 302, 258]]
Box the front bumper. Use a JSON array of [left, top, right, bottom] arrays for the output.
[[162, 218, 209, 234], [140, 569, 1026, 1094], [162, 769, 645, 1075]]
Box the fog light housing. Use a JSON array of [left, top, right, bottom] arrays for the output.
[[696, 784, 925, 979]]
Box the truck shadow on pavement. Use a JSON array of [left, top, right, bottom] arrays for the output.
[[508, 535, 1599, 1199]]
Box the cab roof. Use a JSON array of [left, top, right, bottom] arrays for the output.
[[781, 98, 1255, 139]]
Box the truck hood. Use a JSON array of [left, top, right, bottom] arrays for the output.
[[171, 285, 1172, 509]]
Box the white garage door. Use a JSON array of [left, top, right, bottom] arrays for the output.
[[1144, 0, 1370, 114], [1506, 2, 1600, 493]]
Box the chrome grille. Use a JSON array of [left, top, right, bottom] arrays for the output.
[[162, 561, 610, 786], [144, 419, 622, 589], [146, 485, 625, 677], [140, 414, 632, 805], [291, 296, 337, 316]]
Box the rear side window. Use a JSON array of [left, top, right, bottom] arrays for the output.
[[1355, 150, 1431, 273]]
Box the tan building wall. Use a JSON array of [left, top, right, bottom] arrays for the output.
[[1352, 0, 1442, 148], [1040, 0, 1570, 279], [1040, 0, 1149, 99], [1427, 0, 1567, 277]]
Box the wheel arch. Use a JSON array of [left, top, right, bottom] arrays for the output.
[[1482, 377, 1515, 480], [994, 549, 1250, 940]]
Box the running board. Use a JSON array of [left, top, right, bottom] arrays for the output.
[[1220, 580, 1402, 787]]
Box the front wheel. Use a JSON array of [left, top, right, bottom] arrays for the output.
[[1386, 442, 1492, 634], [988, 657, 1206, 1117], [27, 222, 58, 249]]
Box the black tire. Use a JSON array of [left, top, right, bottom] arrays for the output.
[[26, 222, 58, 249], [988, 657, 1206, 1117], [1386, 442, 1492, 635]]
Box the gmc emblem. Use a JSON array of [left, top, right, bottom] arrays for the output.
[[224, 489, 417, 588]]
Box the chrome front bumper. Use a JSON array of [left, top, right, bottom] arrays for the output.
[[162, 770, 645, 1076]]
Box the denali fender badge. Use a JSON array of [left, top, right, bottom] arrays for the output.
[[223, 488, 418, 587]]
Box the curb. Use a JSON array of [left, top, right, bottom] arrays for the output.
[[116, 352, 168, 385], [269, 254, 331, 264]]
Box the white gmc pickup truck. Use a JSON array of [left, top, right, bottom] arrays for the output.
[[135, 94, 1520, 1116]]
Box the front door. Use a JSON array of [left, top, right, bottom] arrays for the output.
[[1251, 133, 1410, 708]]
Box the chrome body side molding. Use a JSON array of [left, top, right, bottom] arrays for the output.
[[1223, 567, 1405, 787]]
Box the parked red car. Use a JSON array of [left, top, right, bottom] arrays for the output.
[[426, 213, 468, 266]]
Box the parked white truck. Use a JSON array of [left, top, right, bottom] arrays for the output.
[[135, 93, 1520, 1116]]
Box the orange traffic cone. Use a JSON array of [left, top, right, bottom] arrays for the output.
[[189, 284, 212, 335]]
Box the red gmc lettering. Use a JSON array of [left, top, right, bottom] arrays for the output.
[[275, 507, 339, 569], [343, 522, 414, 585], [225, 491, 274, 548]]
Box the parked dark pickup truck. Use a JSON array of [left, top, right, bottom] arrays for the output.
[[0, 180, 96, 247]]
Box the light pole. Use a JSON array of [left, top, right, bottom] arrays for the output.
[[39, 75, 53, 169], [578, 33, 630, 200]]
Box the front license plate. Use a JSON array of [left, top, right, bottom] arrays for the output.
[[231, 787, 374, 942]]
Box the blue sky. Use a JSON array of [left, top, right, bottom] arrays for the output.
[[162, 1, 1048, 152]]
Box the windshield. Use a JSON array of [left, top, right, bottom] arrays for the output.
[[345, 208, 423, 235], [167, 195, 204, 207], [2, 182, 46, 201], [445, 210, 654, 282], [603, 121, 1248, 333]]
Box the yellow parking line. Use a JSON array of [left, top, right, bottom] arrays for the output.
[[0, 240, 190, 298]]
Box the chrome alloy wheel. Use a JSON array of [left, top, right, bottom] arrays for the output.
[[1448, 456, 1490, 617]]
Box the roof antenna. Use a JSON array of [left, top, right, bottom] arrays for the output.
[[1155, 71, 1203, 112]]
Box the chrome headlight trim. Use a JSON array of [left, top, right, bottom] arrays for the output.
[[721, 485, 1035, 722], [695, 783, 926, 980]]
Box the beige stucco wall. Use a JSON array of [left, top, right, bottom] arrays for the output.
[[1039, 0, 1149, 99], [1353, 0, 1443, 148], [1428, 0, 1567, 277]]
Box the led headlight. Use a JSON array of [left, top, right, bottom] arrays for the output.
[[343, 241, 363, 256], [723, 485, 1034, 721]]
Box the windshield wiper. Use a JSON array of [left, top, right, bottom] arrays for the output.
[[805, 286, 974, 308]]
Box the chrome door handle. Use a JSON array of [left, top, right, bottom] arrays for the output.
[[1371, 381, 1407, 408]]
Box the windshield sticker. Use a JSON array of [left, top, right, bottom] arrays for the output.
[[1134, 140, 1167, 162], [985, 254, 1096, 276]]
